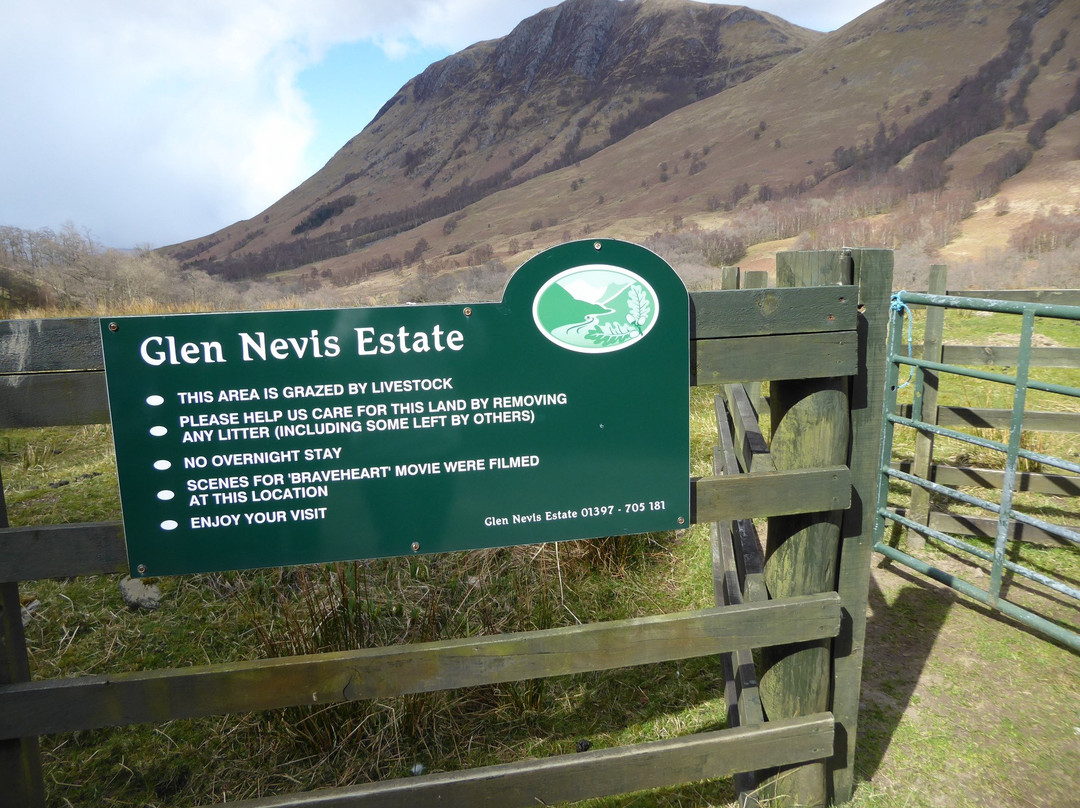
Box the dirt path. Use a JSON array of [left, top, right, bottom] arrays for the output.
[[855, 558, 1080, 807]]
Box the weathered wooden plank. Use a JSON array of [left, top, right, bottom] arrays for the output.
[[0, 466, 850, 584], [713, 404, 767, 603], [0, 466, 848, 584], [897, 404, 1080, 433], [0, 522, 127, 583], [0, 582, 45, 808], [0, 317, 103, 374], [691, 287, 857, 339], [694, 332, 857, 385], [832, 248, 894, 803], [0, 594, 841, 739], [892, 462, 1080, 496], [712, 420, 765, 803], [0, 371, 109, 427], [709, 449, 734, 607], [742, 271, 769, 289], [760, 250, 852, 807], [711, 413, 741, 604], [734, 520, 768, 605], [937, 344, 1080, 369], [0, 467, 46, 806], [693, 467, 850, 524], [721, 384, 773, 473], [710, 520, 764, 802], [0, 295, 855, 377], [710, 511, 731, 607], [739, 271, 769, 416], [713, 433, 748, 612], [224, 714, 835, 808], [714, 525, 765, 725], [714, 401, 738, 477], [956, 289, 1080, 307]]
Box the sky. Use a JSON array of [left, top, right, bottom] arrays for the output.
[[0, 1, 883, 249]]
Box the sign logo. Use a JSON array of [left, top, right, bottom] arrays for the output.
[[532, 264, 660, 353]]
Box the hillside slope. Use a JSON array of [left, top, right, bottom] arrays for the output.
[[171, 0, 1080, 290], [167, 0, 819, 273]]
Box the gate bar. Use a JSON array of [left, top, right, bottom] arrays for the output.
[[889, 355, 1080, 399], [875, 543, 1080, 653], [883, 467, 1080, 546], [886, 413, 1080, 476], [877, 289, 1080, 652], [879, 509, 1080, 602], [896, 291, 1080, 319]]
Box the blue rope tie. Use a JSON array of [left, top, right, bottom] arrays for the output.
[[890, 291, 915, 390]]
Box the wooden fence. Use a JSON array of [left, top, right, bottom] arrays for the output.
[[0, 249, 892, 807]]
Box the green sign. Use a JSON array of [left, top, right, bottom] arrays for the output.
[[101, 239, 690, 576]]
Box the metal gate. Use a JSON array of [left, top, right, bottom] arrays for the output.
[[874, 290, 1080, 652]]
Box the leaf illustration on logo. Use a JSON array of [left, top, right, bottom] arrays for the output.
[[626, 284, 651, 328], [586, 321, 637, 347]]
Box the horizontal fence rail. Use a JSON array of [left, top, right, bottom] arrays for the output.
[[0, 288, 858, 374], [0, 593, 842, 739], [220, 713, 835, 808], [0, 468, 851, 583], [0, 290, 859, 428]]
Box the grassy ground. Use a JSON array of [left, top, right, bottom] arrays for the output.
[[851, 555, 1080, 808], [4, 308, 1078, 807]]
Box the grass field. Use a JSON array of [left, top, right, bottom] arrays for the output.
[[4, 305, 1078, 807]]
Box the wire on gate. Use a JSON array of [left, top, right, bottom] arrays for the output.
[[890, 291, 915, 390]]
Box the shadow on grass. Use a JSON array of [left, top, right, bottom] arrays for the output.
[[855, 549, 1079, 798], [854, 561, 956, 784]]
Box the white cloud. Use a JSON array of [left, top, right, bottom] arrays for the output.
[[0, 0, 881, 248], [1, 1, 346, 246]]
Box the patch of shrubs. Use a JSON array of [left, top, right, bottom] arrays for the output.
[[292, 195, 357, 236]]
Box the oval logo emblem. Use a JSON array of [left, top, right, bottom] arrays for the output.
[[532, 265, 660, 353]]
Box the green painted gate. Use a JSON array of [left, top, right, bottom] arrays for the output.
[[874, 289, 1080, 652]]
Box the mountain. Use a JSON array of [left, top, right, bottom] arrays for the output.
[[167, 0, 820, 275], [168, 0, 1080, 290]]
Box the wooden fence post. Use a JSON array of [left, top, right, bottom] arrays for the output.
[[741, 271, 769, 414], [0, 465, 46, 808], [758, 251, 851, 807], [906, 264, 947, 551], [830, 249, 893, 803]]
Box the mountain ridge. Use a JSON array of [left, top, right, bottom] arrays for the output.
[[168, 0, 1080, 291], [168, 0, 820, 272]]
